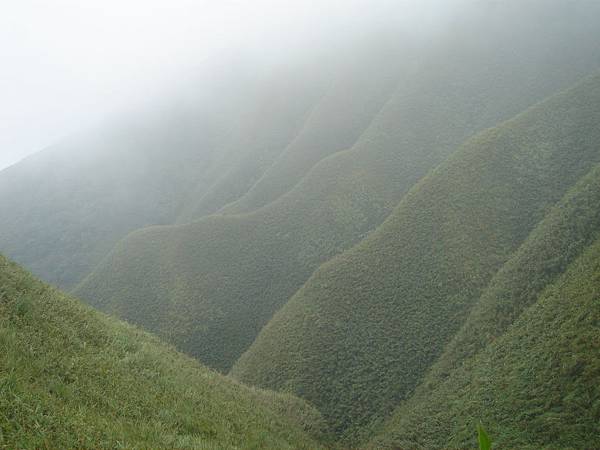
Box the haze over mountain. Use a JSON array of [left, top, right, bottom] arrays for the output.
[[2, 0, 600, 448], [76, 0, 600, 375], [0, 0, 453, 172], [0, 0, 459, 289]]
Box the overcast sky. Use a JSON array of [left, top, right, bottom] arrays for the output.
[[0, 0, 461, 171]]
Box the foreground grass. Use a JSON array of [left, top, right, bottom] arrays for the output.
[[0, 255, 327, 449]]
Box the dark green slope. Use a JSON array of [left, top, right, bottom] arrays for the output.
[[423, 163, 600, 389], [0, 60, 325, 289], [0, 254, 327, 449], [232, 74, 600, 442], [76, 1, 600, 377], [370, 166, 600, 448]]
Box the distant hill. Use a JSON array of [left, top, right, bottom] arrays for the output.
[[232, 74, 600, 444], [75, 0, 600, 376], [0, 254, 327, 449], [180, 38, 406, 220], [0, 58, 328, 288]]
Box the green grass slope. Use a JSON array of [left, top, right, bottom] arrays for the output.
[[370, 167, 600, 448], [0, 254, 327, 449], [232, 74, 600, 443], [0, 58, 325, 289], [75, 1, 600, 377], [422, 164, 600, 389]]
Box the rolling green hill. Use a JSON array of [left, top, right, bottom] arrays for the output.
[[0, 254, 327, 449], [0, 57, 327, 289], [369, 164, 600, 449], [232, 73, 600, 443], [75, 1, 600, 378]]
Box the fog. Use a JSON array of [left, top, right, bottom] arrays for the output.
[[0, 0, 465, 171]]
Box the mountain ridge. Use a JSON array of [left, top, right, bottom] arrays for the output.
[[232, 72, 600, 443]]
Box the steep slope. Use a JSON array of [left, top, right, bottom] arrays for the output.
[[232, 74, 600, 442], [76, 1, 600, 376], [369, 163, 600, 449], [0, 58, 325, 289], [0, 254, 327, 449]]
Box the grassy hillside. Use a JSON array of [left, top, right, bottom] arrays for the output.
[[0, 58, 326, 289], [370, 167, 600, 448], [75, 2, 600, 378], [0, 254, 327, 449], [232, 74, 600, 443], [423, 163, 600, 388]]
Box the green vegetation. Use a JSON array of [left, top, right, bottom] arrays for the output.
[[232, 74, 600, 443], [369, 172, 600, 448], [0, 254, 327, 449], [74, 2, 600, 377], [478, 425, 492, 450]]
